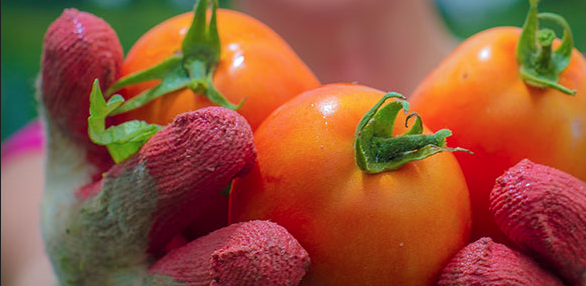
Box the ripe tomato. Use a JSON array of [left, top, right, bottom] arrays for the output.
[[229, 83, 472, 285], [409, 2, 586, 243], [117, 4, 319, 130]]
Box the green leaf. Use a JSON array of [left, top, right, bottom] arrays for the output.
[[88, 79, 162, 163]]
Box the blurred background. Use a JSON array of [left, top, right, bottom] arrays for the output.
[[1, 0, 585, 142]]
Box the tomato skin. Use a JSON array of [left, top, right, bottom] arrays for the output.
[[229, 84, 472, 286], [119, 9, 320, 130], [409, 27, 586, 243]]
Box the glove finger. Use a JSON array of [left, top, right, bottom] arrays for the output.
[[147, 220, 310, 286], [490, 159, 586, 286], [47, 107, 256, 284], [437, 237, 564, 286], [108, 106, 256, 255], [40, 11, 125, 280], [41, 8, 123, 174]]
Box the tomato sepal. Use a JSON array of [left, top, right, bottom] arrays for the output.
[[516, 0, 576, 95], [354, 92, 471, 174], [107, 0, 242, 116], [107, 56, 190, 116], [88, 79, 162, 163]]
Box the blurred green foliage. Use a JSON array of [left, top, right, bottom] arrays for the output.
[[1, 0, 584, 141], [1, 0, 232, 141], [435, 0, 586, 51]]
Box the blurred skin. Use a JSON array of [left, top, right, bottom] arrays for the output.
[[1, 144, 56, 286], [0, 1, 455, 285], [236, 0, 456, 95]]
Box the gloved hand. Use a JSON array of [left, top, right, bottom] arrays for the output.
[[39, 8, 309, 286], [436, 159, 586, 286]]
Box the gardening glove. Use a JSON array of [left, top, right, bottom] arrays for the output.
[[436, 159, 586, 286], [39, 8, 309, 286]]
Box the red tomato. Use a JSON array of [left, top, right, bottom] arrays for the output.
[[117, 5, 319, 130], [409, 2, 586, 243], [229, 83, 472, 285]]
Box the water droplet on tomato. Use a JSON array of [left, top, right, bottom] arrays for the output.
[[232, 54, 245, 68], [318, 98, 338, 116]]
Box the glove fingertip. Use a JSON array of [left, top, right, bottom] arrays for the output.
[[41, 8, 123, 144], [148, 220, 309, 286]]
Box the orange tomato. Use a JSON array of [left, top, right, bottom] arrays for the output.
[[118, 8, 319, 130], [229, 83, 472, 286], [409, 12, 586, 243]]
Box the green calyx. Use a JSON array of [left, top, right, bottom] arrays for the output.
[[354, 93, 471, 174], [107, 0, 242, 116], [88, 79, 162, 163], [517, 0, 576, 95]]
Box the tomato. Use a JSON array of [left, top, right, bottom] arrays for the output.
[[229, 83, 472, 286], [409, 1, 586, 243], [116, 2, 319, 130]]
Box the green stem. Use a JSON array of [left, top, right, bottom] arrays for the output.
[[354, 93, 471, 174], [107, 0, 242, 117], [516, 0, 576, 95], [535, 28, 554, 72], [185, 60, 209, 93]]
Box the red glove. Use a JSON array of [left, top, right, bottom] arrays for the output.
[[437, 159, 586, 286]]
